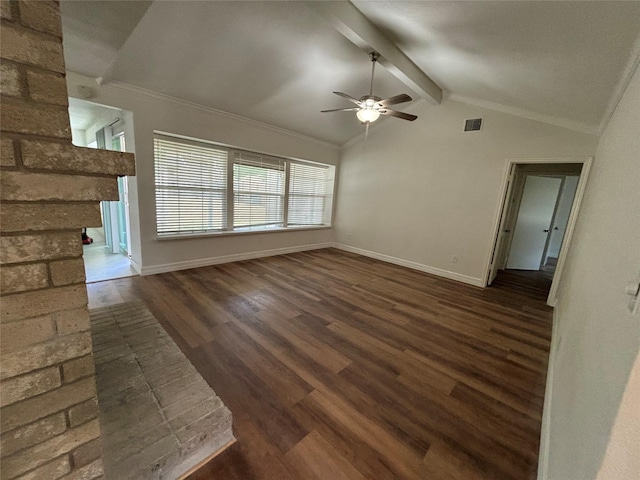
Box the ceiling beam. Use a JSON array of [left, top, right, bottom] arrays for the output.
[[308, 1, 442, 104]]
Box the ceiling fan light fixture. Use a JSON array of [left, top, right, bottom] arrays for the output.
[[356, 108, 380, 123], [322, 51, 416, 125]]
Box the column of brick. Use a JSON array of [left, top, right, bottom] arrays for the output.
[[0, 1, 135, 479]]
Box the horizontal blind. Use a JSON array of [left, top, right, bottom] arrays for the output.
[[288, 163, 329, 225], [233, 152, 285, 229], [154, 136, 227, 235]]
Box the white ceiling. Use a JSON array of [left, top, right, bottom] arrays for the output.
[[68, 97, 120, 130], [60, 1, 640, 146]]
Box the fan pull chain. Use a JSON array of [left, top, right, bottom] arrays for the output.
[[363, 121, 370, 149]]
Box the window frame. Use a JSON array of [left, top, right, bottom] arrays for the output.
[[153, 133, 335, 240]]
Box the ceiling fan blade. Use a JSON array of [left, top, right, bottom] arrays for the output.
[[321, 107, 360, 113], [378, 93, 413, 107], [333, 91, 363, 106], [379, 109, 418, 121]]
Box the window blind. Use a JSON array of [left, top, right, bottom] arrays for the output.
[[153, 134, 334, 237], [154, 136, 227, 235], [233, 152, 285, 229], [288, 163, 329, 225]]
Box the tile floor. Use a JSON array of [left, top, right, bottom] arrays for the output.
[[83, 228, 138, 283]]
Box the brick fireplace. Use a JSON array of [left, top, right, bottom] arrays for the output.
[[1, 1, 135, 478], [1, 3, 235, 478]]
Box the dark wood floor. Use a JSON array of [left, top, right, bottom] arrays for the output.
[[87, 249, 553, 480]]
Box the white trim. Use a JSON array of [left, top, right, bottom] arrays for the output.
[[333, 244, 484, 287], [546, 157, 593, 305], [598, 31, 640, 134], [537, 308, 561, 480], [445, 92, 600, 136], [94, 78, 340, 151], [340, 91, 601, 150], [156, 225, 331, 241], [140, 242, 333, 276], [482, 157, 593, 306], [129, 257, 142, 275], [141, 241, 485, 286]]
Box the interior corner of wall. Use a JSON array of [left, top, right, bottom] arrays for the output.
[[537, 306, 563, 480]]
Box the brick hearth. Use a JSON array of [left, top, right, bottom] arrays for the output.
[[90, 302, 234, 480]]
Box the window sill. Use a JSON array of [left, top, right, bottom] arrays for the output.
[[156, 225, 332, 241]]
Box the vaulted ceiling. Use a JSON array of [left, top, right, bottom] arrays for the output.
[[60, 1, 640, 146]]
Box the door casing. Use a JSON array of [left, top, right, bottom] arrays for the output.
[[484, 157, 593, 306]]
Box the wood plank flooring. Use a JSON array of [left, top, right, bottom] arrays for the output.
[[87, 249, 553, 480]]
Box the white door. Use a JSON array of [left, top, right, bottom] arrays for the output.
[[487, 165, 516, 285], [506, 175, 562, 270]]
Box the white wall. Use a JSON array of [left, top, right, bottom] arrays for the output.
[[543, 62, 640, 479], [597, 355, 640, 480], [547, 175, 580, 259], [596, 354, 640, 480], [82, 106, 126, 147], [335, 98, 598, 285], [71, 128, 86, 146], [66, 72, 340, 273]]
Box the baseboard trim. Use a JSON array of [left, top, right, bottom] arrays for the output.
[[140, 242, 334, 275], [129, 257, 142, 275], [333, 244, 484, 287], [537, 308, 560, 479], [140, 242, 485, 287]]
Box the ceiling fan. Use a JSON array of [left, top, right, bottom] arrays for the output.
[[321, 51, 417, 124]]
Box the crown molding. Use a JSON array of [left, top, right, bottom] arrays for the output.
[[597, 31, 640, 135], [86, 75, 341, 151], [339, 90, 602, 150], [445, 93, 600, 136]]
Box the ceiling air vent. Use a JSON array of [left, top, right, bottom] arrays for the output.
[[464, 118, 483, 132]]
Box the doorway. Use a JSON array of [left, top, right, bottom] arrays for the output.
[[485, 158, 593, 306], [68, 98, 138, 283], [507, 175, 563, 271]]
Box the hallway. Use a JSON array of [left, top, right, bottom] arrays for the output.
[[83, 227, 137, 283], [490, 269, 554, 304]]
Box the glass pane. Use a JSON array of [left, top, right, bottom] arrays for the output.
[[288, 163, 328, 225], [154, 137, 228, 235], [117, 177, 127, 252], [233, 160, 284, 229]]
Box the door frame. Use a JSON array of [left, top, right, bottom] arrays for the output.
[[483, 156, 593, 306]]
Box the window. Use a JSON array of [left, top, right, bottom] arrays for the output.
[[154, 136, 227, 235], [112, 132, 126, 152], [288, 163, 330, 226], [154, 134, 334, 237], [233, 152, 285, 230]]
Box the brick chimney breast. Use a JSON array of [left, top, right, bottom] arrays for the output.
[[0, 1, 136, 479]]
